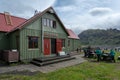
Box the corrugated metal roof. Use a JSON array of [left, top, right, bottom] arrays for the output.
[[0, 13, 26, 32], [67, 29, 79, 39]]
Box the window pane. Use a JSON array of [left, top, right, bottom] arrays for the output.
[[50, 20, 53, 27], [29, 38, 33, 48], [47, 19, 49, 27], [34, 37, 38, 48], [28, 37, 38, 49], [43, 19, 47, 26], [53, 21, 56, 28]]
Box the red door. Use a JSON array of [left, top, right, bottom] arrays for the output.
[[44, 38, 50, 55], [56, 39, 62, 53]]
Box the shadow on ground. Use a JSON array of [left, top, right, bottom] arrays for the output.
[[0, 70, 40, 76], [83, 57, 120, 64], [0, 60, 8, 67]]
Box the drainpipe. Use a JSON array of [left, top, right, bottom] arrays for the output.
[[41, 17, 44, 57]]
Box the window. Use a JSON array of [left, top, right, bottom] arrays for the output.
[[68, 40, 70, 46], [43, 18, 56, 28], [47, 19, 50, 27], [28, 36, 38, 49], [50, 20, 53, 27], [62, 39, 65, 47], [43, 18, 47, 26], [53, 21, 56, 28]]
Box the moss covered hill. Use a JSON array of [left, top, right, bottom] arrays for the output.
[[78, 28, 120, 45]]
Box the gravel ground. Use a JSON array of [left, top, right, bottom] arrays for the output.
[[0, 54, 86, 74]]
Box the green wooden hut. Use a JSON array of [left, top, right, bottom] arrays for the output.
[[0, 7, 80, 62]]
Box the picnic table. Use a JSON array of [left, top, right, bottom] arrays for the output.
[[101, 53, 111, 61]]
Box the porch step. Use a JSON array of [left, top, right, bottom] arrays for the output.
[[31, 56, 75, 66], [33, 55, 70, 62]]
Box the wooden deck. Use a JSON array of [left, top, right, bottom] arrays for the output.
[[31, 55, 76, 66]]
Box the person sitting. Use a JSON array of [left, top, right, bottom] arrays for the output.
[[110, 49, 116, 63]]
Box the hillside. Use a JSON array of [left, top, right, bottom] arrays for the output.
[[78, 28, 120, 45]]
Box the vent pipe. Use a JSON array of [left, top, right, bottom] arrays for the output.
[[4, 12, 12, 25]]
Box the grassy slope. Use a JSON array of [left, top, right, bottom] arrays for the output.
[[0, 52, 120, 80]]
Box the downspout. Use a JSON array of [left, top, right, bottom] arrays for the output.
[[41, 17, 44, 57]]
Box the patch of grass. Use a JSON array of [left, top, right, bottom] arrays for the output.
[[0, 51, 120, 80], [1, 62, 120, 80]]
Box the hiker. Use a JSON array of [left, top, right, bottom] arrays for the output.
[[110, 49, 116, 63], [83, 48, 87, 57], [95, 48, 102, 62], [76, 48, 79, 53], [87, 46, 93, 58]]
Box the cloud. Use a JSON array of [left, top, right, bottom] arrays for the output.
[[53, 0, 120, 34], [0, 0, 34, 18], [54, 0, 75, 7], [89, 7, 113, 16], [0, 0, 56, 18], [37, 0, 56, 11], [1, 0, 120, 35], [62, 7, 120, 34], [92, 13, 120, 29], [55, 6, 77, 12]]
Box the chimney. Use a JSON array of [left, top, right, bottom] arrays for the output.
[[34, 10, 38, 15], [4, 12, 13, 25]]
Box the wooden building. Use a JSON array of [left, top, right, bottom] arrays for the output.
[[0, 7, 80, 62], [67, 29, 80, 52]]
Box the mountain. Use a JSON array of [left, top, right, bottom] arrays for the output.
[[78, 28, 120, 45]]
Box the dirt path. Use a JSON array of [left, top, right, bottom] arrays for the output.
[[0, 54, 86, 74]]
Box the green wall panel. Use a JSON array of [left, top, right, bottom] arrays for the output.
[[26, 19, 42, 30], [68, 38, 80, 51], [0, 32, 10, 50], [9, 31, 19, 50], [20, 29, 42, 60], [20, 18, 42, 60]]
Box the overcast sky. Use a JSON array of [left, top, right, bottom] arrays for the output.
[[0, 0, 120, 34]]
